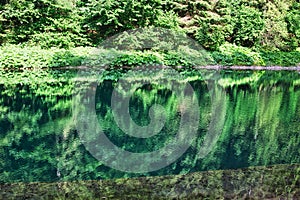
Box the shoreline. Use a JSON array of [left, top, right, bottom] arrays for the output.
[[1, 164, 299, 199], [52, 65, 300, 71], [195, 65, 300, 71]]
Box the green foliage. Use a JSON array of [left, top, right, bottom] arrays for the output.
[[27, 32, 91, 49], [193, 1, 264, 50], [109, 51, 162, 67], [49, 47, 95, 67], [163, 51, 193, 67], [0, 44, 199, 69], [260, 0, 292, 51], [212, 43, 265, 66], [0, 0, 299, 52], [211, 43, 300, 66], [286, 1, 300, 50], [195, 20, 227, 51], [0, 45, 53, 69], [176, 0, 299, 51], [0, 44, 299, 69], [0, 0, 88, 48], [194, 0, 232, 50], [81, 0, 165, 44], [154, 11, 181, 30], [260, 51, 300, 66], [86, 49, 203, 68], [231, 5, 264, 47], [0, 45, 97, 69]]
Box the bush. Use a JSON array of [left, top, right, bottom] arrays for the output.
[[81, 0, 165, 44], [0, 45, 53, 69], [260, 51, 300, 66], [212, 43, 265, 66], [195, 22, 227, 51], [109, 51, 163, 68], [230, 5, 264, 47], [0, 0, 87, 48], [285, 1, 300, 50], [211, 42, 300, 66], [0, 0, 299, 52], [154, 11, 181, 30], [163, 51, 193, 67], [27, 32, 91, 49], [260, 1, 291, 51], [194, 2, 232, 51], [0, 45, 95, 69], [50, 50, 85, 67], [1, 44, 299, 69]]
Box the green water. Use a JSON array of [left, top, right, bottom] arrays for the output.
[[0, 69, 299, 183]]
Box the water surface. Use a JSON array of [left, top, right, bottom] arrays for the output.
[[0, 69, 299, 183]]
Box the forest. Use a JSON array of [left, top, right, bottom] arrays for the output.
[[0, 0, 300, 68]]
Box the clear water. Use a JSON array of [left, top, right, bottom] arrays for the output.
[[0, 69, 299, 183]]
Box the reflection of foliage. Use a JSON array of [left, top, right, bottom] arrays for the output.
[[207, 71, 300, 171], [0, 69, 74, 182], [0, 69, 300, 183]]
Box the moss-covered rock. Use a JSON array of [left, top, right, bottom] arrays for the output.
[[0, 164, 299, 199]]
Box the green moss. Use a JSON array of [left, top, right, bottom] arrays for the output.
[[0, 164, 299, 199]]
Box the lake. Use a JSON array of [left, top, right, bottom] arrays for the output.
[[0, 68, 299, 183]]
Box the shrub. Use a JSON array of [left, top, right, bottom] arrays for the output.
[[211, 43, 300, 67], [109, 51, 163, 68], [194, 2, 232, 51], [0, 45, 94, 69], [0, 45, 52, 69], [285, 1, 300, 50], [154, 11, 181, 30], [230, 5, 264, 47], [195, 22, 227, 51], [27, 32, 91, 49], [212, 43, 265, 66], [260, 1, 291, 51], [163, 51, 193, 67], [49, 50, 84, 68], [1, 44, 299, 69], [0, 0, 87, 48], [260, 51, 300, 66], [81, 0, 165, 44]]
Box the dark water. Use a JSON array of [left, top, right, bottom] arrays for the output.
[[0, 69, 299, 183]]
